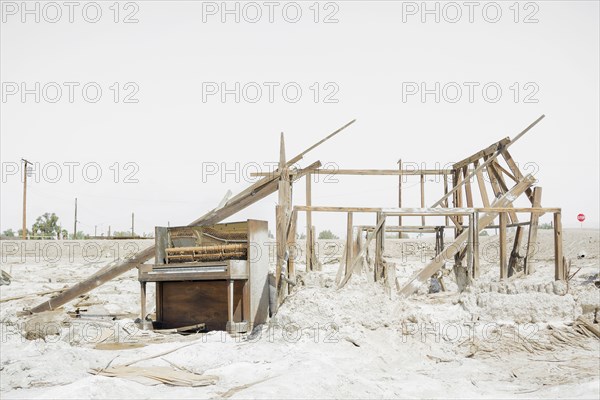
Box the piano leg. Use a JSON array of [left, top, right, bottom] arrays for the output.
[[227, 279, 234, 327]]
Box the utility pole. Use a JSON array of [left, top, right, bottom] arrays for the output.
[[108, 225, 111, 238], [73, 198, 78, 239], [94, 225, 97, 237], [21, 159, 32, 240], [131, 212, 135, 237]]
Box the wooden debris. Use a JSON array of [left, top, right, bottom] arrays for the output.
[[90, 366, 218, 387]]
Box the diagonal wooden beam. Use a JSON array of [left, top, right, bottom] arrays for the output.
[[431, 115, 544, 208], [399, 174, 536, 297]]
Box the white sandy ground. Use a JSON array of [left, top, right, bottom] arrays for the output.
[[0, 229, 599, 399]]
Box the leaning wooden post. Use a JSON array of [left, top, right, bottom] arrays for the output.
[[499, 212, 508, 279], [554, 211, 564, 280], [524, 187, 542, 274], [346, 212, 354, 276], [306, 173, 313, 271]]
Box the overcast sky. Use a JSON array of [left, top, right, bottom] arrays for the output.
[[1, 0, 598, 237]]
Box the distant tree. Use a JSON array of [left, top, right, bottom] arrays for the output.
[[268, 230, 274, 239], [71, 231, 89, 239], [31, 213, 61, 238], [318, 230, 339, 240], [297, 232, 306, 240], [18, 228, 30, 238], [539, 222, 553, 230], [2, 229, 15, 237], [113, 231, 132, 237]]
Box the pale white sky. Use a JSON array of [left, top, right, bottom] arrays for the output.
[[1, 0, 599, 237]]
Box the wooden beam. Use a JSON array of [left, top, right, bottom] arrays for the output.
[[431, 115, 545, 208], [398, 159, 403, 229], [453, 138, 511, 170], [499, 212, 508, 280], [346, 212, 353, 276], [420, 174, 427, 225], [375, 212, 385, 281], [398, 174, 535, 296], [524, 187, 542, 274], [252, 168, 454, 177], [554, 212, 564, 280], [474, 160, 491, 207], [288, 119, 356, 165], [502, 149, 534, 202], [306, 173, 313, 271], [339, 214, 385, 288]]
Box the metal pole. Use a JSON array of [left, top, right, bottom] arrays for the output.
[[131, 212, 135, 237]]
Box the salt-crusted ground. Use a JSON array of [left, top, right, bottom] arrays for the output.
[[0, 229, 598, 399]]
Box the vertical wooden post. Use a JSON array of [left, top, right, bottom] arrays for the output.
[[398, 159, 402, 235], [306, 173, 312, 271], [474, 160, 490, 208], [420, 174, 425, 226], [375, 212, 385, 281], [499, 212, 508, 279], [554, 212, 564, 280], [463, 166, 474, 208], [311, 226, 319, 270], [443, 174, 449, 227], [525, 187, 542, 274], [276, 133, 291, 304], [73, 197, 78, 239], [473, 211, 480, 279], [467, 213, 473, 272], [288, 210, 297, 294], [346, 212, 353, 276]]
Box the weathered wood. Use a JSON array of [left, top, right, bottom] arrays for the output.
[[288, 119, 356, 165], [554, 212, 564, 280], [474, 160, 491, 208], [398, 159, 403, 230], [431, 115, 545, 208], [276, 133, 292, 305], [463, 166, 474, 208], [472, 212, 480, 278], [375, 212, 385, 281], [306, 173, 313, 271], [252, 168, 453, 177], [287, 209, 297, 294], [398, 174, 535, 297], [339, 214, 386, 288], [499, 212, 508, 280], [420, 174, 425, 226], [501, 149, 533, 202], [453, 138, 511, 170], [346, 212, 353, 276], [524, 187, 542, 274]]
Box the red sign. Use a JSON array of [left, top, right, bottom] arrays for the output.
[[577, 213, 585, 222]]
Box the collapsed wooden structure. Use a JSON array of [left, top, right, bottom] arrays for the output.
[[29, 115, 566, 324]]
